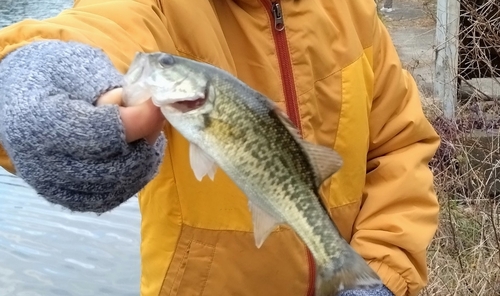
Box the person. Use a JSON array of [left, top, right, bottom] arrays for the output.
[[0, 0, 440, 295], [380, 0, 394, 12]]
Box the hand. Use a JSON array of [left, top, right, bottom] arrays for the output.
[[97, 87, 165, 145], [0, 40, 167, 214], [338, 285, 394, 296]]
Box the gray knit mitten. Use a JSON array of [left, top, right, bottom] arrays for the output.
[[0, 40, 166, 213], [339, 285, 394, 296]]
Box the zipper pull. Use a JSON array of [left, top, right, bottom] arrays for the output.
[[271, 2, 284, 31]]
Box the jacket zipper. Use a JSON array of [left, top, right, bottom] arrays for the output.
[[261, 3, 312, 294], [305, 248, 316, 296], [261, 0, 302, 134]]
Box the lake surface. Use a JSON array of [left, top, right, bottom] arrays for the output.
[[0, 168, 141, 296], [1, 2, 143, 295], [0, 0, 73, 28]]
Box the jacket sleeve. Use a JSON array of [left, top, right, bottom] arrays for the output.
[[0, 145, 13, 174], [0, 0, 176, 174], [349, 16, 441, 296]]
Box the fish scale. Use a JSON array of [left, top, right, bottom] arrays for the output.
[[200, 77, 343, 266], [123, 51, 383, 296]]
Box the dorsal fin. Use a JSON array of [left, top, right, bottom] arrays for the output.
[[263, 96, 343, 187], [263, 97, 302, 139], [299, 141, 343, 187]]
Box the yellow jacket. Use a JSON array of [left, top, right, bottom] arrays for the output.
[[0, 0, 440, 295]]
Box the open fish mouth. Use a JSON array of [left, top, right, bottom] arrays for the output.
[[170, 96, 207, 113], [162, 86, 210, 113]]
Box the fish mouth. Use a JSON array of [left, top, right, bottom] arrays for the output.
[[169, 97, 207, 113], [166, 88, 208, 113]]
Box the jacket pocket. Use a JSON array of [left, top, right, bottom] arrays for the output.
[[160, 224, 311, 296], [160, 226, 216, 296]]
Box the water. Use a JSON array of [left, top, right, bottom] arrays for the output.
[[1, 2, 142, 294], [0, 0, 73, 28], [0, 168, 142, 296]]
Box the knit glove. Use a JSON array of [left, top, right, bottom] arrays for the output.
[[339, 285, 394, 296], [0, 40, 166, 214]]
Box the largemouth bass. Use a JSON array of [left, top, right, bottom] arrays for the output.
[[123, 52, 383, 295]]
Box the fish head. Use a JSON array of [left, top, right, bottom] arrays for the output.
[[132, 52, 216, 140]]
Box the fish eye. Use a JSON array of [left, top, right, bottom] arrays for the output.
[[159, 54, 175, 67]]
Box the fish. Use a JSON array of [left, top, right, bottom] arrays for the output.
[[123, 52, 383, 295]]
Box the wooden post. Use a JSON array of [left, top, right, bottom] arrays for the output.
[[434, 0, 461, 119]]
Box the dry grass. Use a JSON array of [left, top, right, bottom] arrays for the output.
[[419, 99, 500, 295], [387, 0, 500, 294], [456, 0, 500, 91]]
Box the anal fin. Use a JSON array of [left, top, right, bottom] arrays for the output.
[[248, 201, 283, 249]]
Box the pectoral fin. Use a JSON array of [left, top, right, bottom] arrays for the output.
[[248, 201, 283, 249], [189, 143, 217, 181]]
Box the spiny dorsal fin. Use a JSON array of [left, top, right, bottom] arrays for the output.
[[264, 97, 302, 139], [299, 141, 343, 187], [264, 97, 343, 187]]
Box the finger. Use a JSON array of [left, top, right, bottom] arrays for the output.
[[119, 99, 165, 144], [144, 119, 165, 145], [96, 88, 124, 106]]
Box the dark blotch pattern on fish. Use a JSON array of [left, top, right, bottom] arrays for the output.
[[201, 74, 348, 269]]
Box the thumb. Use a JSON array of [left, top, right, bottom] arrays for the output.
[[119, 99, 165, 144], [96, 88, 165, 145], [96, 87, 124, 106]]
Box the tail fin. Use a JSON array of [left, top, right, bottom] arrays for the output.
[[315, 250, 383, 296]]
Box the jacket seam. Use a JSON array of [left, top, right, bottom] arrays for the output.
[[175, 48, 218, 67], [199, 240, 218, 295], [296, 48, 368, 98], [297, 68, 341, 98], [165, 233, 190, 296], [329, 199, 359, 210], [156, 142, 184, 296], [181, 223, 288, 234]]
